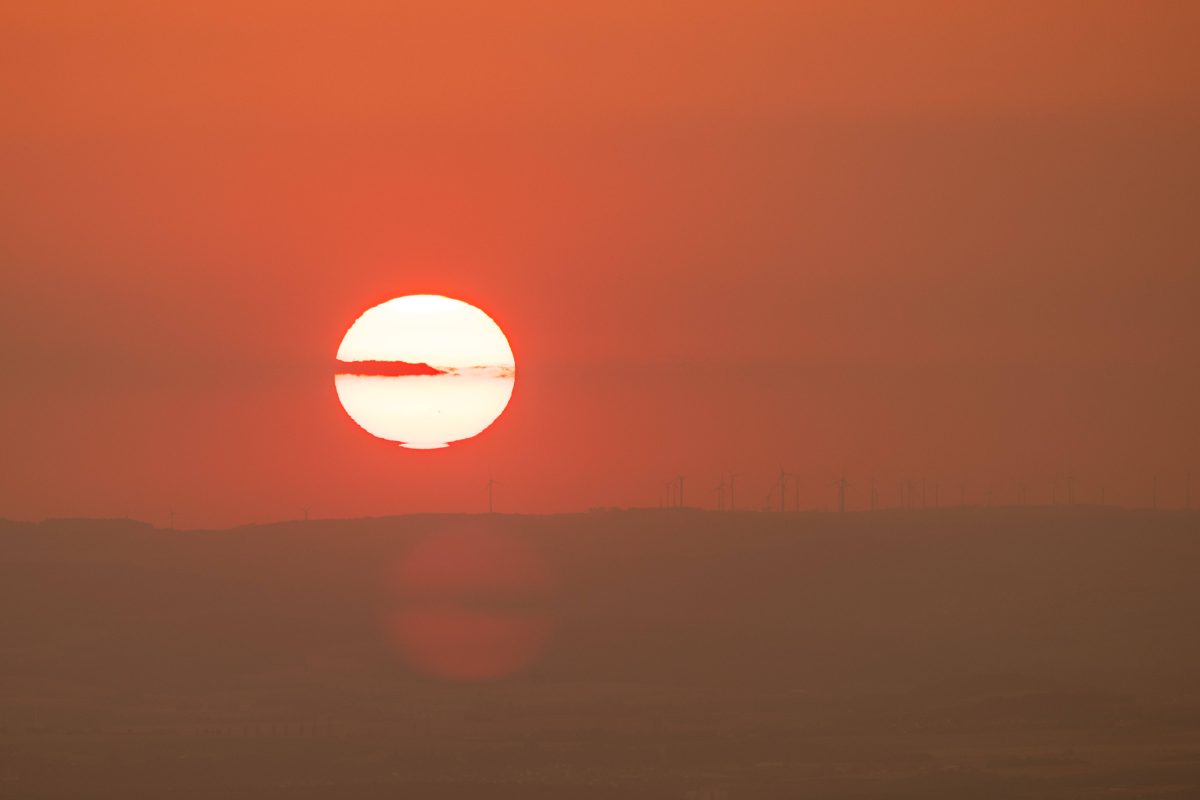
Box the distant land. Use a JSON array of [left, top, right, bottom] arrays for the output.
[[2, 508, 1199, 798], [335, 359, 446, 376]]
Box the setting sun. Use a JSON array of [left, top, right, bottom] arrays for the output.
[[335, 295, 515, 449]]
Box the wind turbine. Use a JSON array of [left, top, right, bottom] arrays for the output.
[[713, 477, 726, 511], [777, 467, 792, 512], [835, 475, 851, 514], [487, 473, 498, 513], [729, 472, 743, 511]]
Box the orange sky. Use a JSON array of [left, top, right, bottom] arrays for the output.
[[2, 2, 1198, 524]]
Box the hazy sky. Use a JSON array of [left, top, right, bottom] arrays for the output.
[[2, 2, 1198, 525]]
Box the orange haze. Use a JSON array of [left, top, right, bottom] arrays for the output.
[[2, 2, 1198, 525]]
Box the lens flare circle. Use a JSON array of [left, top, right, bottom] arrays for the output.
[[386, 525, 557, 682]]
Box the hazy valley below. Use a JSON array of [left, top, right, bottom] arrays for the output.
[[2, 508, 1198, 798]]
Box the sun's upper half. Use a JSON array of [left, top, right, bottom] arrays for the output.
[[337, 295, 515, 370]]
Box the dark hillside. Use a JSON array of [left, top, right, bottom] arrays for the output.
[[2, 509, 1198, 798]]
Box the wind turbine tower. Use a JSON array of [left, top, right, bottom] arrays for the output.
[[677, 475, 686, 508], [836, 475, 851, 514], [778, 467, 792, 513], [487, 474, 499, 513], [729, 473, 742, 511]]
